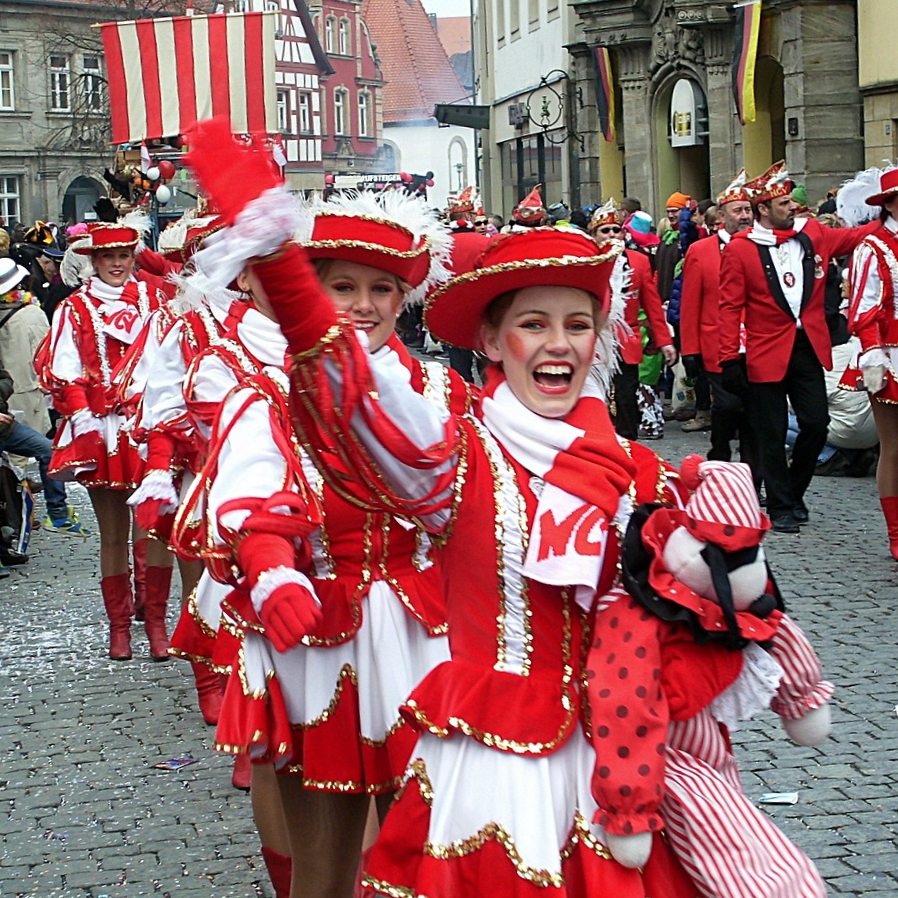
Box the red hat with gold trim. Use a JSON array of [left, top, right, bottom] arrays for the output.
[[744, 161, 794, 205], [425, 227, 621, 350], [73, 222, 141, 255], [865, 166, 898, 206], [300, 190, 453, 304], [717, 169, 751, 206], [588, 197, 620, 232], [159, 212, 226, 262], [511, 184, 547, 226]]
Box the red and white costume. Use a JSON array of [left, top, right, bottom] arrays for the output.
[[239, 239, 691, 894], [206, 334, 469, 791], [840, 217, 898, 402], [40, 273, 166, 489]]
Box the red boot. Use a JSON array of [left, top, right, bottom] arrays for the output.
[[191, 661, 225, 725], [144, 565, 173, 661], [261, 846, 292, 898], [101, 573, 133, 661], [232, 752, 253, 791], [881, 496, 898, 560], [132, 538, 148, 621]]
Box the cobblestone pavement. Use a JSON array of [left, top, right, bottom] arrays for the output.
[[1, 421, 896, 897]]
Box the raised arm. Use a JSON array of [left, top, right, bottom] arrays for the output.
[[185, 118, 461, 531]]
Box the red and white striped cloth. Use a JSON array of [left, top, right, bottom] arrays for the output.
[[99, 12, 278, 144]]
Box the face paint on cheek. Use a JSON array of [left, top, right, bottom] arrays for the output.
[[503, 331, 528, 363]]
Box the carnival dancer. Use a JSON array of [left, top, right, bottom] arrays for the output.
[[838, 165, 898, 558], [679, 171, 757, 465], [184, 118, 697, 898], [119, 213, 237, 722], [38, 221, 172, 661], [718, 162, 877, 533], [181, 187, 469, 898], [588, 198, 676, 440]]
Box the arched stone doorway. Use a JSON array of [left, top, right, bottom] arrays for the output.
[[62, 176, 104, 225], [447, 135, 469, 194], [742, 56, 785, 177], [653, 75, 710, 206]]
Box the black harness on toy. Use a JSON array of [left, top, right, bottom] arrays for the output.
[[622, 504, 785, 651]]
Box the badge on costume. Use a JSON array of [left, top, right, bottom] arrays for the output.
[[783, 272, 796, 288], [814, 254, 825, 279]]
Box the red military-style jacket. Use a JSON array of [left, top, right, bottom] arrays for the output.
[[619, 249, 671, 365], [718, 218, 876, 383], [680, 232, 730, 373]]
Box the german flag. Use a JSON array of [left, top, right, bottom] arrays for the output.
[[593, 46, 615, 142], [732, 0, 762, 125]]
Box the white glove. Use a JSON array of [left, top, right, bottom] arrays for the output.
[[606, 831, 652, 869], [863, 365, 886, 394], [782, 704, 832, 747], [70, 408, 104, 439]]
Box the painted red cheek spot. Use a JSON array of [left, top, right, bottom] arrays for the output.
[[504, 331, 527, 363]]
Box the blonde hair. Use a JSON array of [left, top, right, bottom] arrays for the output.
[[0, 230, 9, 255]]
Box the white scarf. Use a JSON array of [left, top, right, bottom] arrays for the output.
[[88, 276, 145, 344], [481, 377, 634, 610]]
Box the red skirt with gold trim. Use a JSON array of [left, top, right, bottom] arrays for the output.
[[361, 731, 697, 898], [49, 414, 143, 490], [213, 579, 450, 794]]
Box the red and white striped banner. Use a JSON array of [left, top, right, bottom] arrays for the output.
[[99, 11, 278, 145]]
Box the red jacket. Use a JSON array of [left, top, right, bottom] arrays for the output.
[[718, 219, 875, 382], [449, 228, 490, 275], [679, 233, 728, 373], [619, 249, 671, 365]]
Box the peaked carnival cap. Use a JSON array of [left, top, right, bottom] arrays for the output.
[[511, 184, 547, 225], [425, 227, 621, 350], [717, 169, 750, 206], [744, 161, 794, 205], [588, 197, 619, 231], [447, 186, 475, 215]]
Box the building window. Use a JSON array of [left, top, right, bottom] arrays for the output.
[[496, 0, 505, 43], [334, 89, 346, 135], [50, 54, 70, 112], [338, 18, 350, 54], [510, 0, 520, 39], [277, 88, 290, 132], [265, 0, 280, 10], [358, 91, 369, 137], [325, 16, 335, 53], [528, 0, 538, 26], [547, 0, 559, 17], [0, 51, 14, 111], [82, 55, 103, 111], [299, 91, 312, 133], [233, 0, 249, 11], [0, 176, 19, 224]]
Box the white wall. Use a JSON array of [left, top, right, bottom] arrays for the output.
[[492, 1, 565, 101]]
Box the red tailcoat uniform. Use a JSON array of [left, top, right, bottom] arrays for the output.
[[719, 219, 876, 381], [619, 249, 671, 364], [679, 231, 732, 372]]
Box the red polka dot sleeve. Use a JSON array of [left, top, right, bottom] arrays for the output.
[[586, 591, 668, 836]]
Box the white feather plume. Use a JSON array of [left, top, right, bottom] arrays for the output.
[[591, 242, 628, 398], [156, 209, 198, 257], [60, 245, 93, 288], [837, 166, 887, 226]]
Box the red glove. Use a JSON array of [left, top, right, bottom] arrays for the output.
[[185, 118, 280, 225], [258, 581, 322, 653], [134, 499, 174, 536]]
